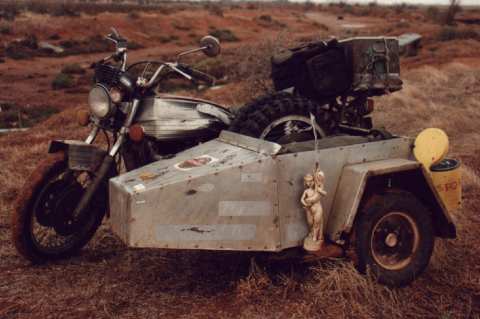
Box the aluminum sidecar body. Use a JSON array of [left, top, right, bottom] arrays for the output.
[[109, 131, 456, 251]]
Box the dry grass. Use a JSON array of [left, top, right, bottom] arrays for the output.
[[1, 4, 480, 316], [0, 62, 480, 318]]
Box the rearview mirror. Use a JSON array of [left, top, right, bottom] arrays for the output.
[[200, 36, 221, 57]]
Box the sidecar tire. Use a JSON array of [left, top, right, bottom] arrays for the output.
[[353, 191, 435, 287], [11, 153, 106, 264], [230, 93, 335, 143]]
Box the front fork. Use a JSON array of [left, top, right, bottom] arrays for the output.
[[72, 99, 140, 221]]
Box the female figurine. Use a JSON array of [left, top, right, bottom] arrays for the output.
[[300, 169, 327, 251]]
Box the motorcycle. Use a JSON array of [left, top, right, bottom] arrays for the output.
[[12, 29, 236, 263], [12, 29, 392, 263]]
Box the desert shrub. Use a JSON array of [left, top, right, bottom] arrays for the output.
[[0, 3, 19, 21], [61, 63, 85, 75], [4, 34, 38, 60], [52, 73, 75, 90], [443, 0, 461, 25], [172, 21, 192, 31], [128, 41, 143, 50], [437, 26, 479, 41], [52, 4, 80, 17], [128, 11, 140, 19], [207, 4, 223, 17], [158, 35, 179, 43], [19, 34, 38, 49], [193, 58, 229, 79], [394, 3, 407, 14], [303, 1, 315, 11], [0, 23, 12, 35], [255, 15, 287, 29], [59, 39, 80, 49], [0, 103, 58, 128], [396, 20, 410, 28], [49, 33, 61, 40], [425, 6, 440, 22], [246, 2, 258, 10], [342, 4, 355, 15], [209, 29, 239, 42]]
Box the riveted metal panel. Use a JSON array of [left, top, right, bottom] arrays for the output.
[[326, 159, 421, 243], [110, 133, 281, 251], [110, 133, 415, 252], [276, 138, 413, 249]]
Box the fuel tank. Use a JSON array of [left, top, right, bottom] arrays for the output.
[[134, 95, 231, 141]]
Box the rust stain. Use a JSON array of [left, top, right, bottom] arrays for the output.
[[181, 227, 212, 234], [138, 172, 161, 181], [186, 189, 197, 196]]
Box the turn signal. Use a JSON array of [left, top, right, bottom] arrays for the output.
[[129, 124, 144, 142], [109, 87, 123, 104], [76, 109, 90, 127]]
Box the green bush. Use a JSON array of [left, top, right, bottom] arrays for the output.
[[52, 73, 75, 90]]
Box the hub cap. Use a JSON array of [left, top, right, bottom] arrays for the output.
[[370, 211, 420, 271]]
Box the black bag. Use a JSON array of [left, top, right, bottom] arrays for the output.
[[306, 47, 351, 97], [271, 39, 352, 98]]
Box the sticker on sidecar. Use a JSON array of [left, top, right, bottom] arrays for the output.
[[174, 155, 219, 171]]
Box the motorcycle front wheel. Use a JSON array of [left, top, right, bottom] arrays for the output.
[[11, 153, 107, 263]]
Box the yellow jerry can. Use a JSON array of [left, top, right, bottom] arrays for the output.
[[430, 159, 462, 212], [414, 128, 461, 212]]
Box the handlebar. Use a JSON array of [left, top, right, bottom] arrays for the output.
[[178, 64, 216, 87], [95, 28, 217, 89]]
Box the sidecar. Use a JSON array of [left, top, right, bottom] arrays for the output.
[[109, 130, 459, 285]]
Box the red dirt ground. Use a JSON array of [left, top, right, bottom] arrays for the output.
[[1, 2, 480, 319]]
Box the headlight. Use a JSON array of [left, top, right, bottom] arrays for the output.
[[88, 85, 113, 118]]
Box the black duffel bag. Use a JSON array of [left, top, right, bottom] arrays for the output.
[[271, 39, 352, 98]]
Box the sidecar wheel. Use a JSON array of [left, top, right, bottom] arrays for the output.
[[353, 191, 435, 287], [230, 93, 335, 144], [11, 153, 106, 264]]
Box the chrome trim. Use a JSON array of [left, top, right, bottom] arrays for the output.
[[108, 99, 140, 157], [85, 126, 99, 144]]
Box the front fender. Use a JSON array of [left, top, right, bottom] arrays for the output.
[[48, 140, 107, 172]]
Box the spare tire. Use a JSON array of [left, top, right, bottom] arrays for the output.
[[230, 93, 336, 144]]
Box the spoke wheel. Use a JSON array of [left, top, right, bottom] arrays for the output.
[[230, 93, 335, 144], [12, 153, 107, 263], [260, 115, 326, 143]]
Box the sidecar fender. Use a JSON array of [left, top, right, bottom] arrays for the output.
[[326, 159, 457, 244]]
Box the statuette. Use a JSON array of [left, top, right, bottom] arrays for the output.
[[301, 167, 327, 252]]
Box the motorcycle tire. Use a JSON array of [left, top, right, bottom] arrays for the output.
[[12, 153, 107, 264], [229, 93, 336, 143]]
